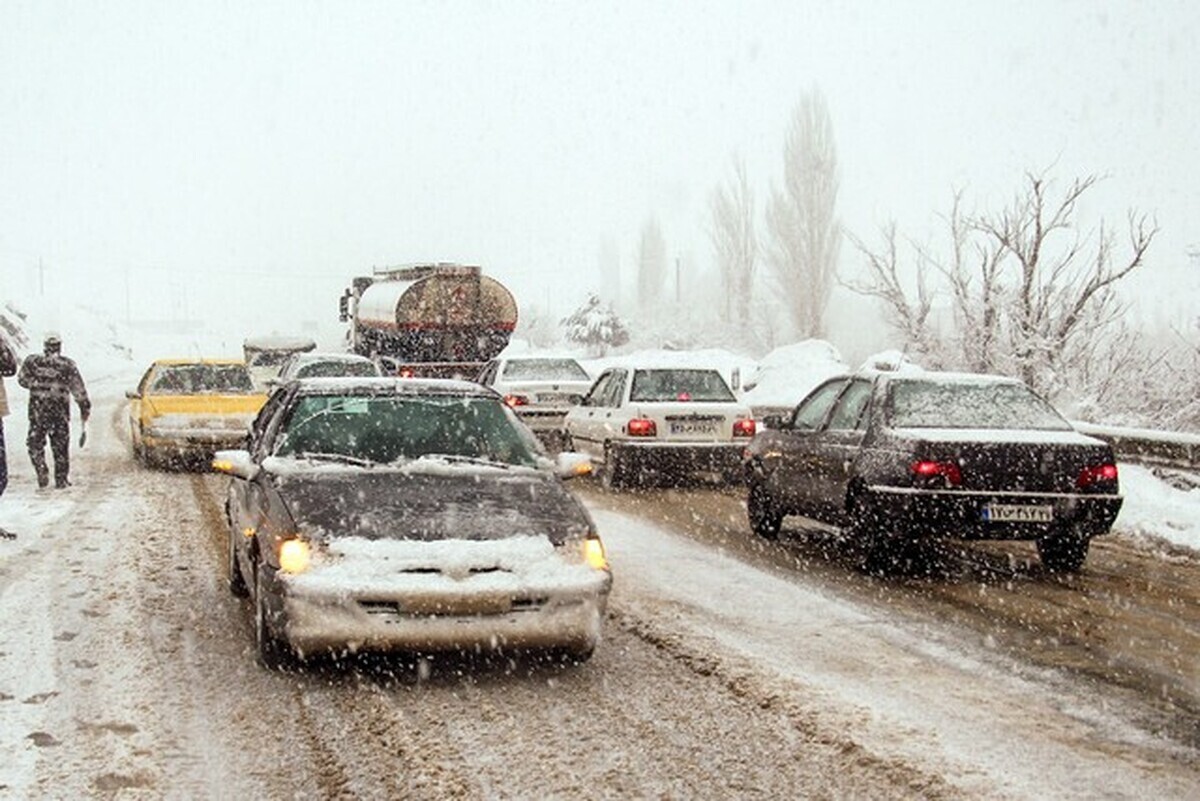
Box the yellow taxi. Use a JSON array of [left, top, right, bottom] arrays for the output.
[[126, 359, 268, 465]]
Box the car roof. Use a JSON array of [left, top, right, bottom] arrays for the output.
[[151, 358, 247, 367], [288, 376, 500, 399], [289, 352, 374, 364]]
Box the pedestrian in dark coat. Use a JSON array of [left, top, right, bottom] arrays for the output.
[[0, 331, 16, 531], [17, 332, 90, 489]]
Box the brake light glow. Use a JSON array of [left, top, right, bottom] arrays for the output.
[[912, 459, 962, 487], [399, 368, 415, 378], [627, 418, 657, 437], [733, 419, 757, 437], [1077, 463, 1118, 489], [677, 391, 692, 401], [503, 394, 529, 408]]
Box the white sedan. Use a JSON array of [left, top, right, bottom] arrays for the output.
[[564, 367, 755, 488], [477, 356, 593, 443]]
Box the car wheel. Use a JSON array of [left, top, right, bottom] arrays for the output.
[[846, 496, 899, 575], [601, 444, 628, 491], [747, 481, 782, 540], [131, 423, 147, 464], [255, 566, 296, 670], [1037, 532, 1090, 573], [228, 529, 249, 598]]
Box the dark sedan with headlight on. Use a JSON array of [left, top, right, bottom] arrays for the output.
[[214, 377, 610, 669], [743, 369, 1122, 573]]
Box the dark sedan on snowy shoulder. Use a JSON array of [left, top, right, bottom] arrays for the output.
[[742, 370, 1122, 573], [213, 377, 610, 669]]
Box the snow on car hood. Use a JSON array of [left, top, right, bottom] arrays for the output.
[[286, 535, 608, 597], [269, 467, 592, 544]]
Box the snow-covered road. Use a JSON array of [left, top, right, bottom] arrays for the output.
[[0, 391, 1197, 799]]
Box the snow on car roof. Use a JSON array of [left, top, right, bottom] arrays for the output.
[[288, 352, 375, 364], [242, 335, 317, 351], [289, 376, 499, 397], [152, 357, 247, 366]]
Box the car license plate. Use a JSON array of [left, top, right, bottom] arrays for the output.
[[982, 504, 1054, 523], [669, 422, 717, 435]]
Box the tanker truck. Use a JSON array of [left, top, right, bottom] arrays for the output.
[[339, 263, 518, 378]]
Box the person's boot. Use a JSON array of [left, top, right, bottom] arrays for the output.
[[55, 476, 71, 489], [35, 466, 49, 489]]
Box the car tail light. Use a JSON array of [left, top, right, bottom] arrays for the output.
[[911, 459, 962, 487], [503, 393, 529, 408], [1077, 462, 1118, 490], [733, 418, 756, 437], [677, 391, 692, 401], [627, 418, 657, 437], [399, 368, 415, 378]]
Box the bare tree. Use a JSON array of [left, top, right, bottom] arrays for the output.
[[637, 217, 667, 313], [849, 172, 1158, 400], [707, 157, 757, 330], [845, 223, 936, 363], [766, 90, 842, 338], [975, 173, 1157, 392]]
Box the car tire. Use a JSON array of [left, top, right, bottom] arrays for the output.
[[747, 481, 782, 540], [255, 566, 296, 670], [228, 529, 249, 598], [131, 423, 147, 465], [1037, 532, 1090, 573], [602, 444, 628, 491], [846, 496, 899, 575]]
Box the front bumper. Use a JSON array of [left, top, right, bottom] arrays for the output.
[[144, 429, 249, 453], [862, 485, 1123, 540], [271, 571, 612, 657]]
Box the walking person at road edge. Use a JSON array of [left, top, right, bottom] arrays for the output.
[[18, 332, 90, 489], [0, 329, 16, 535]]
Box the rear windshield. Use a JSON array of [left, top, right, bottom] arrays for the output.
[[295, 360, 380, 379], [149, 364, 254, 395], [886, 379, 1072, 430], [502, 358, 590, 381], [275, 395, 540, 466], [247, 351, 293, 368], [630, 369, 735, 403]]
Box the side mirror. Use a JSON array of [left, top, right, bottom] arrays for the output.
[[761, 414, 784, 431], [555, 451, 593, 480], [125, 389, 141, 400], [212, 449, 260, 480]]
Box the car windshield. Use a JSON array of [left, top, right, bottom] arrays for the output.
[[502, 358, 590, 381], [630, 369, 736, 403], [295, 360, 379, 379], [149, 364, 254, 395], [274, 394, 541, 467], [886, 379, 1073, 430], [247, 351, 295, 368]]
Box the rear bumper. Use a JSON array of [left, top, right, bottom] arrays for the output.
[[615, 441, 746, 472], [862, 486, 1123, 540]]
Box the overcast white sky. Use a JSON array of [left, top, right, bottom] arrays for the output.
[[1, 1, 1196, 343]]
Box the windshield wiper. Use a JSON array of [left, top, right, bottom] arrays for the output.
[[295, 451, 377, 468], [417, 453, 516, 470]]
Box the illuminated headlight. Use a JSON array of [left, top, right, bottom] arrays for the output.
[[559, 533, 609, 571], [582, 537, 608, 571], [278, 538, 313, 574]]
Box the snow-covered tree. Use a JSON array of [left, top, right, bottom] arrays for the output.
[[766, 89, 842, 339], [637, 217, 668, 312], [849, 172, 1158, 402], [708, 157, 757, 333], [561, 294, 630, 356]]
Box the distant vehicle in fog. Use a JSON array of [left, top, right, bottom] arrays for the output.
[[477, 356, 592, 446], [272, 351, 381, 385], [127, 359, 267, 466], [742, 369, 1123, 573], [214, 377, 609, 669], [564, 367, 756, 488], [339, 263, 517, 379], [243, 335, 317, 390]]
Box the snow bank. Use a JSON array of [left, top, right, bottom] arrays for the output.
[[582, 348, 758, 394], [740, 340, 847, 410], [1114, 464, 1200, 553]]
